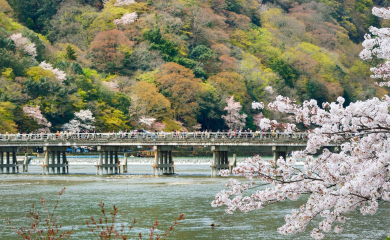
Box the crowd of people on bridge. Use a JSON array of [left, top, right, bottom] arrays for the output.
[[0, 128, 310, 140]]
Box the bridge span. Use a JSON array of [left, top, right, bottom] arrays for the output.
[[0, 132, 327, 176]]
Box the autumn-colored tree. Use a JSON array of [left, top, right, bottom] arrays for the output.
[[156, 62, 202, 127], [208, 72, 248, 103], [129, 81, 172, 121], [89, 29, 134, 73], [0, 0, 14, 16]]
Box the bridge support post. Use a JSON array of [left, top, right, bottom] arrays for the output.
[[152, 146, 174, 176], [97, 146, 119, 175], [97, 152, 103, 175], [211, 146, 229, 177], [23, 153, 29, 172], [43, 147, 68, 174], [272, 146, 287, 163], [0, 147, 18, 174], [123, 154, 128, 173], [229, 154, 237, 174]]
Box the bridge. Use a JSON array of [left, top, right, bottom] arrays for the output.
[[0, 132, 322, 176]]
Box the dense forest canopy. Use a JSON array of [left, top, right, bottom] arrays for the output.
[[0, 0, 389, 132]]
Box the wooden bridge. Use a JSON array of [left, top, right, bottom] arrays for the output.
[[0, 132, 322, 176]]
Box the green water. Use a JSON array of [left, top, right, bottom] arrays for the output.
[[0, 162, 389, 239]]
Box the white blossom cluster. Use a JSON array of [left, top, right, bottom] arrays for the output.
[[213, 95, 390, 239], [63, 109, 95, 132], [102, 81, 119, 91], [23, 105, 51, 132], [264, 85, 274, 94], [213, 6, 390, 238], [360, 7, 390, 86], [222, 96, 247, 130], [139, 116, 156, 126], [251, 101, 264, 110], [114, 0, 135, 7], [39, 61, 67, 83], [114, 12, 138, 25], [9, 33, 37, 59]]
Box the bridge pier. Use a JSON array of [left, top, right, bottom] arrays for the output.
[[272, 146, 287, 163], [123, 154, 128, 173], [211, 146, 229, 177], [43, 147, 68, 174], [0, 147, 18, 174], [96, 146, 119, 175], [152, 146, 174, 176]]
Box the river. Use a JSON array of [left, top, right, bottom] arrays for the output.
[[0, 156, 389, 239]]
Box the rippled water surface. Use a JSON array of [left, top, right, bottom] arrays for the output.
[[0, 157, 389, 239]]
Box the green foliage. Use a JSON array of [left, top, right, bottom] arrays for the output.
[[190, 45, 216, 61], [144, 28, 179, 61], [65, 46, 77, 61], [0, 13, 23, 31], [0, 101, 17, 132], [269, 59, 298, 88], [306, 80, 329, 107], [7, 0, 63, 32]]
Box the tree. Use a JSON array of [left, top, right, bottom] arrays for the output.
[[213, 5, 390, 240], [39, 61, 67, 83], [23, 105, 51, 132], [208, 72, 248, 103], [89, 29, 134, 73], [138, 116, 156, 128], [62, 109, 95, 132], [0, 101, 17, 133], [221, 95, 247, 130], [129, 81, 172, 121], [9, 33, 37, 59], [113, 12, 138, 25], [65, 45, 77, 61], [156, 63, 202, 127]]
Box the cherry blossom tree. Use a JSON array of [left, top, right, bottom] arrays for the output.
[[222, 96, 247, 130], [114, 0, 135, 7], [152, 121, 165, 131], [138, 116, 156, 127], [62, 110, 95, 132], [39, 61, 67, 83], [23, 105, 51, 132], [113, 12, 138, 25], [213, 6, 390, 240], [102, 81, 119, 91], [9, 33, 37, 59]]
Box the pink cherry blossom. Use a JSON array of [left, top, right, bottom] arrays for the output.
[[222, 96, 247, 130], [23, 105, 51, 132], [213, 5, 390, 239]]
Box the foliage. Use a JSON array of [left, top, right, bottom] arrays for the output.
[[65, 45, 77, 61], [0, 101, 17, 132], [156, 63, 202, 127], [0, 0, 389, 132], [89, 29, 134, 73]]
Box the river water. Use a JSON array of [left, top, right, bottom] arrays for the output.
[[0, 156, 389, 239]]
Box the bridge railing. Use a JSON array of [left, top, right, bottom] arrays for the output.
[[0, 132, 309, 142]]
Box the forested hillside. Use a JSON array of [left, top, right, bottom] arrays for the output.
[[0, 0, 389, 132]]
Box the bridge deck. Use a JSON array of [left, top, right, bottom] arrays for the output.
[[0, 132, 316, 147]]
